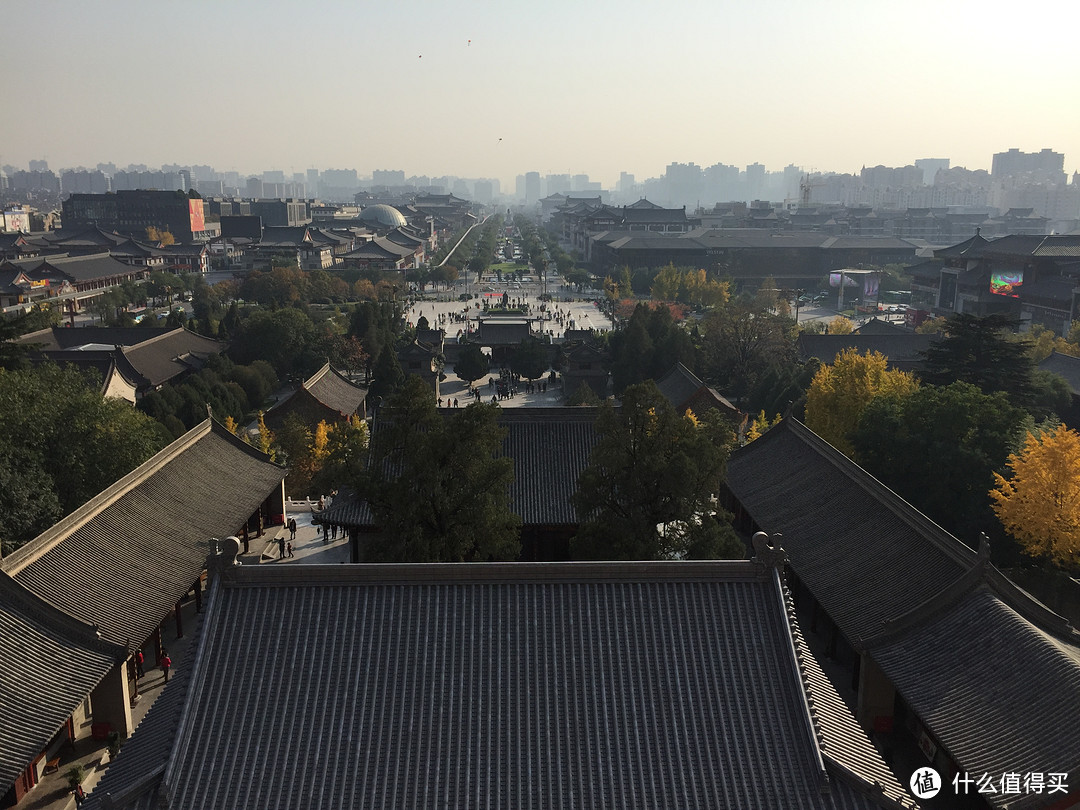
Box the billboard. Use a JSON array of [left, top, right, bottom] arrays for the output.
[[829, 271, 859, 288], [990, 269, 1023, 297], [4, 210, 30, 233], [188, 199, 206, 234]]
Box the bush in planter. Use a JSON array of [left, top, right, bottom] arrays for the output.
[[66, 764, 87, 790]]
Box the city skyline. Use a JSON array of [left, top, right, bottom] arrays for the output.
[[4, 0, 1080, 187]]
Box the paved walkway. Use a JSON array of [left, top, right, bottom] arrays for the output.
[[247, 501, 352, 565]]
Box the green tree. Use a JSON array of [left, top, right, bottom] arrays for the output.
[[310, 415, 368, 496], [804, 348, 919, 457], [991, 424, 1080, 569], [0, 364, 168, 552], [0, 446, 63, 557], [852, 381, 1025, 539], [0, 314, 31, 370], [701, 299, 796, 402], [920, 312, 1037, 407], [368, 343, 404, 403], [572, 381, 743, 560], [454, 344, 490, 387], [230, 307, 316, 377], [360, 376, 519, 561], [509, 337, 550, 382]]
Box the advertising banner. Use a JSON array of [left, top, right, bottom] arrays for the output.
[[188, 199, 205, 234]]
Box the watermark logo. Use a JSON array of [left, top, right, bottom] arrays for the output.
[[911, 767, 941, 799]]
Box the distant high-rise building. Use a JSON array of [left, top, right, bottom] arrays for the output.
[[704, 163, 740, 203], [474, 179, 493, 204], [572, 174, 590, 192], [524, 172, 541, 205], [782, 164, 802, 200], [992, 148, 1065, 183], [545, 174, 571, 196], [29, 159, 48, 172], [63, 190, 215, 242], [662, 162, 703, 207], [262, 170, 285, 184], [915, 158, 950, 186], [745, 163, 766, 201], [246, 177, 263, 198], [97, 162, 118, 176], [307, 169, 320, 196], [373, 169, 406, 186], [617, 172, 635, 193], [515, 174, 526, 200]]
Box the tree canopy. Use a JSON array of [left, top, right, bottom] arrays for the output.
[[0, 363, 169, 554], [991, 424, 1080, 569], [359, 376, 519, 562], [919, 312, 1037, 407], [572, 381, 743, 561], [700, 298, 796, 402], [454, 343, 490, 386], [509, 337, 550, 381], [852, 381, 1025, 540], [804, 348, 919, 457]]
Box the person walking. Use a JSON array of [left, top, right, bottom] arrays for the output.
[[73, 785, 85, 806], [278, 535, 286, 561], [287, 517, 297, 542], [286, 541, 294, 558], [161, 651, 172, 684], [134, 649, 145, 678]]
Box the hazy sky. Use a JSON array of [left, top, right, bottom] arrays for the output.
[[4, 0, 1079, 187]]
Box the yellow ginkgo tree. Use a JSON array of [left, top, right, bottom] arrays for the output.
[[990, 425, 1080, 569]]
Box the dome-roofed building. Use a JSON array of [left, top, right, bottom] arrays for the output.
[[359, 204, 407, 229]]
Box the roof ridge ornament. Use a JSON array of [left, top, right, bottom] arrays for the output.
[[207, 536, 241, 574], [751, 531, 787, 573]]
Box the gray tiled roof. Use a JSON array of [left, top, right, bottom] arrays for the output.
[[869, 585, 1080, 809], [1039, 351, 1080, 394], [654, 362, 739, 416], [931, 232, 989, 259], [321, 408, 601, 529], [1, 420, 285, 648], [0, 573, 125, 796], [119, 328, 225, 387], [727, 418, 1080, 806], [128, 561, 905, 810], [33, 253, 143, 283], [18, 325, 186, 351], [853, 318, 912, 336], [794, 610, 912, 807], [301, 363, 366, 417], [797, 334, 935, 366], [726, 418, 973, 646], [476, 320, 535, 345]]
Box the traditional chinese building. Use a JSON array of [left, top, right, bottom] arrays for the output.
[[0, 420, 285, 807], [82, 549, 918, 810], [263, 362, 367, 433], [725, 417, 1080, 809]]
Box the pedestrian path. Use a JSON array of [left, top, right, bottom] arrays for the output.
[[252, 501, 351, 565]]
